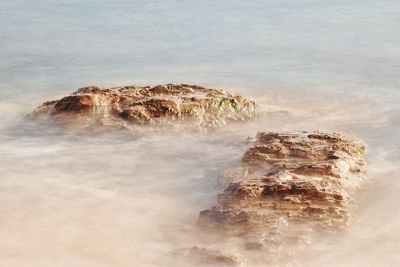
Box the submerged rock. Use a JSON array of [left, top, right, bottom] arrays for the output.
[[31, 84, 257, 128], [174, 247, 241, 267], [199, 131, 366, 249]]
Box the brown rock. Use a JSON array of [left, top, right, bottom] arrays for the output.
[[199, 131, 367, 246], [31, 84, 257, 128]]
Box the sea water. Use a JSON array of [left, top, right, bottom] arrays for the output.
[[0, 0, 399, 266]]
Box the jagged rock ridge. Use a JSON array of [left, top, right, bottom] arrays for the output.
[[199, 131, 366, 250], [32, 84, 257, 128]]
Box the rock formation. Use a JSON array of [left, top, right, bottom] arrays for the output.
[[31, 84, 257, 128], [199, 131, 366, 252]]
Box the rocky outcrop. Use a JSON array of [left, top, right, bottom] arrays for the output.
[[199, 131, 366, 250], [31, 84, 257, 128]]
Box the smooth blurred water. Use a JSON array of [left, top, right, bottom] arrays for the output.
[[1, 0, 400, 97], [0, 0, 399, 266]]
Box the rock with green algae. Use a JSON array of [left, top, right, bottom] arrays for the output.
[[31, 84, 258, 129]]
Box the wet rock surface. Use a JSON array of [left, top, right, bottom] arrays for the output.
[[199, 131, 367, 256], [31, 84, 257, 128]]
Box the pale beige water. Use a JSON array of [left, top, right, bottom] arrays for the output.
[[0, 91, 399, 266]]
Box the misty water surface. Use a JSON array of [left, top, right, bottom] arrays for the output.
[[0, 0, 399, 266]]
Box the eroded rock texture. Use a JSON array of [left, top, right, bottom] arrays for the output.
[[199, 131, 366, 251], [32, 84, 257, 128]]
